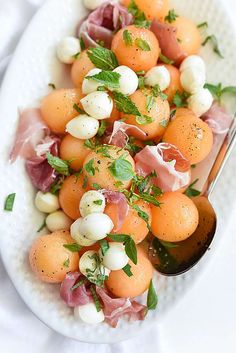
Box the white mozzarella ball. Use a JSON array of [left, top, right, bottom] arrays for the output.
[[79, 250, 110, 278], [113, 66, 138, 95], [187, 88, 213, 117], [56, 36, 81, 64], [79, 213, 114, 241], [80, 92, 113, 120], [144, 66, 171, 91], [45, 211, 72, 232], [79, 191, 106, 217], [71, 218, 96, 246], [99, 242, 129, 271], [82, 68, 103, 95], [83, 0, 108, 11], [180, 55, 206, 73], [35, 191, 60, 213], [74, 303, 105, 324], [66, 114, 99, 139], [180, 67, 206, 94]]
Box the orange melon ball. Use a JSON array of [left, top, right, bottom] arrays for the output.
[[163, 114, 213, 164], [174, 107, 196, 119], [105, 200, 152, 244], [29, 230, 79, 283], [83, 145, 135, 191], [151, 192, 199, 242], [106, 95, 120, 124], [121, 0, 169, 21], [170, 17, 201, 56], [59, 174, 87, 220], [60, 134, 91, 171], [111, 25, 160, 72], [71, 50, 95, 88], [163, 64, 183, 103], [41, 88, 83, 134], [106, 247, 153, 298], [120, 89, 170, 141]]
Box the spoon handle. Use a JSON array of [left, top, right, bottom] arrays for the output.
[[207, 116, 236, 197]]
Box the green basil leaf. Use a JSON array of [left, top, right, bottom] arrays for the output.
[[73, 103, 85, 114], [146, 95, 155, 112], [184, 179, 201, 198], [86, 70, 120, 89], [135, 38, 151, 51], [109, 156, 134, 181], [197, 21, 208, 29], [71, 278, 87, 291], [108, 234, 129, 242], [46, 153, 70, 176], [63, 243, 82, 252], [4, 193, 16, 211], [90, 286, 102, 312], [92, 183, 102, 190], [84, 158, 96, 176], [94, 199, 103, 205], [147, 279, 158, 310], [63, 258, 70, 268], [138, 76, 145, 89], [87, 47, 119, 70], [164, 9, 179, 23], [136, 114, 153, 125], [131, 204, 151, 230], [123, 29, 133, 46], [99, 239, 110, 256], [202, 35, 224, 58], [82, 175, 88, 189], [122, 264, 133, 277], [97, 121, 107, 137], [172, 91, 189, 108], [124, 237, 137, 264], [159, 53, 174, 65]]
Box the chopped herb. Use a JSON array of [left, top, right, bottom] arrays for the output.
[[152, 84, 168, 100], [113, 91, 140, 115], [50, 176, 65, 195], [97, 86, 107, 91], [172, 91, 189, 108], [99, 239, 109, 256], [93, 199, 103, 205], [146, 95, 155, 112], [135, 38, 151, 51], [159, 53, 174, 65], [123, 29, 133, 46], [84, 139, 96, 150], [170, 109, 176, 119], [82, 175, 88, 189], [159, 240, 179, 248], [87, 47, 118, 70], [204, 82, 236, 101], [97, 121, 107, 137], [109, 155, 134, 181], [48, 83, 56, 89], [165, 9, 179, 23], [71, 278, 87, 291], [197, 21, 208, 29], [147, 280, 158, 310], [4, 193, 16, 211], [90, 286, 102, 312], [184, 179, 201, 197], [86, 70, 121, 90], [96, 145, 112, 158], [122, 264, 133, 277], [131, 204, 151, 230], [138, 76, 145, 89], [86, 253, 108, 287], [125, 136, 142, 155], [136, 114, 153, 125], [136, 70, 146, 75], [80, 37, 85, 50], [108, 234, 137, 264], [37, 220, 46, 232], [202, 35, 224, 58], [159, 119, 169, 128], [96, 39, 105, 47], [128, 0, 151, 29], [73, 52, 80, 60], [63, 258, 70, 268], [63, 243, 82, 252], [114, 180, 124, 188], [191, 164, 196, 169], [84, 158, 96, 176], [92, 183, 102, 190], [46, 153, 70, 176], [73, 103, 85, 114]]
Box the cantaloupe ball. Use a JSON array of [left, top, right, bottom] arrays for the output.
[[121, 0, 169, 21], [41, 88, 83, 134], [105, 200, 152, 244], [170, 17, 201, 56], [151, 192, 199, 242], [106, 247, 153, 298], [106, 95, 120, 124], [174, 107, 196, 119], [59, 134, 91, 171], [163, 64, 183, 103], [59, 174, 87, 220], [29, 230, 79, 283], [111, 25, 160, 72], [71, 50, 95, 88], [163, 114, 213, 164], [83, 146, 135, 191], [120, 89, 170, 141]]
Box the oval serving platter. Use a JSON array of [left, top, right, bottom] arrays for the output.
[[0, 0, 236, 343]]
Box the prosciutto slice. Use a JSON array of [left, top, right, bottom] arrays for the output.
[[60, 272, 93, 307], [101, 190, 128, 230], [151, 19, 187, 65], [96, 287, 147, 328], [9, 108, 49, 163], [134, 143, 191, 192], [108, 121, 147, 148], [78, 1, 133, 48], [201, 102, 232, 134]]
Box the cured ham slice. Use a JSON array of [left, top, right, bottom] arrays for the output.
[[201, 102, 232, 135], [108, 121, 147, 148], [101, 190, 129, 230]]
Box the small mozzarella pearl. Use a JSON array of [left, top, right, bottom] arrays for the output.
[[180, 67, 206, 94], [187, 88, 213, 117], [35, 191, 60, 213], [74, 303, 105, 324], [112, 66, 138, 95], [144, 66, 171, 91], [79, 213, 114, 241], [82, 68, 103, 95], [56, 36, 81, 64], [79, 190, 106, 217], [71, 218, 96, 246], [180, 55, 206, 73], [79, 250, 110, 278], [99, 242, 129, 271], [80, 92, 113, 120], [66, 114, 99, 139], [45, 211, 72, 232], [83, 0, 108, 10]]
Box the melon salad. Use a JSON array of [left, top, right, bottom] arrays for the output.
[[7, 0, 235, 327]]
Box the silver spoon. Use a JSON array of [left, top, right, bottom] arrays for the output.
[[148, 117, 236, 276]]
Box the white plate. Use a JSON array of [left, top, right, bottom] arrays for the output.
[[0, 0, 236, 344]]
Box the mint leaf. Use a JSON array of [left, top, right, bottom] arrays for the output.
[[135, 38, 151, 51], [128, 0, 151, 29], [184, 179, 201, 197], [113, 91, 140, 115], [173, 91, 189, 107], [123, 29, 133, 46], [147, 280, 158, 310], [159, 53, 174, 65], [197, 21, 208, 29], [73, 103, 85, 114], [122, 264, 133, 277], [63, 243, 82, 252], [4, 193, 16, 211], [87, 47, 118, 70], [131, 204, 151, 230], [136, 114, 153, 125], [92, 183, 102, 190], [93, 199, 103, 205], [90, 286, 102, 312], [63, 258, 70, 268], [109, 156, 134, 181], [99, 239, 109, 256], [108, 234, 137, 265], [97, 121, 107, 137], [202, 35, 224, 58], [146, 95, 155, 112], [46, 153, 70, 176], [84, 158, 96, 176], [165, 9, 179, 23], [86, 70, 120, 90], [204, 82, 236, 100]]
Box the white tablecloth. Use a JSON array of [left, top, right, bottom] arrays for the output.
[[0, 1, 236, 353]]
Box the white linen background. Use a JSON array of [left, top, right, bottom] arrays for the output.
[[0, 1, 236, 353]]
